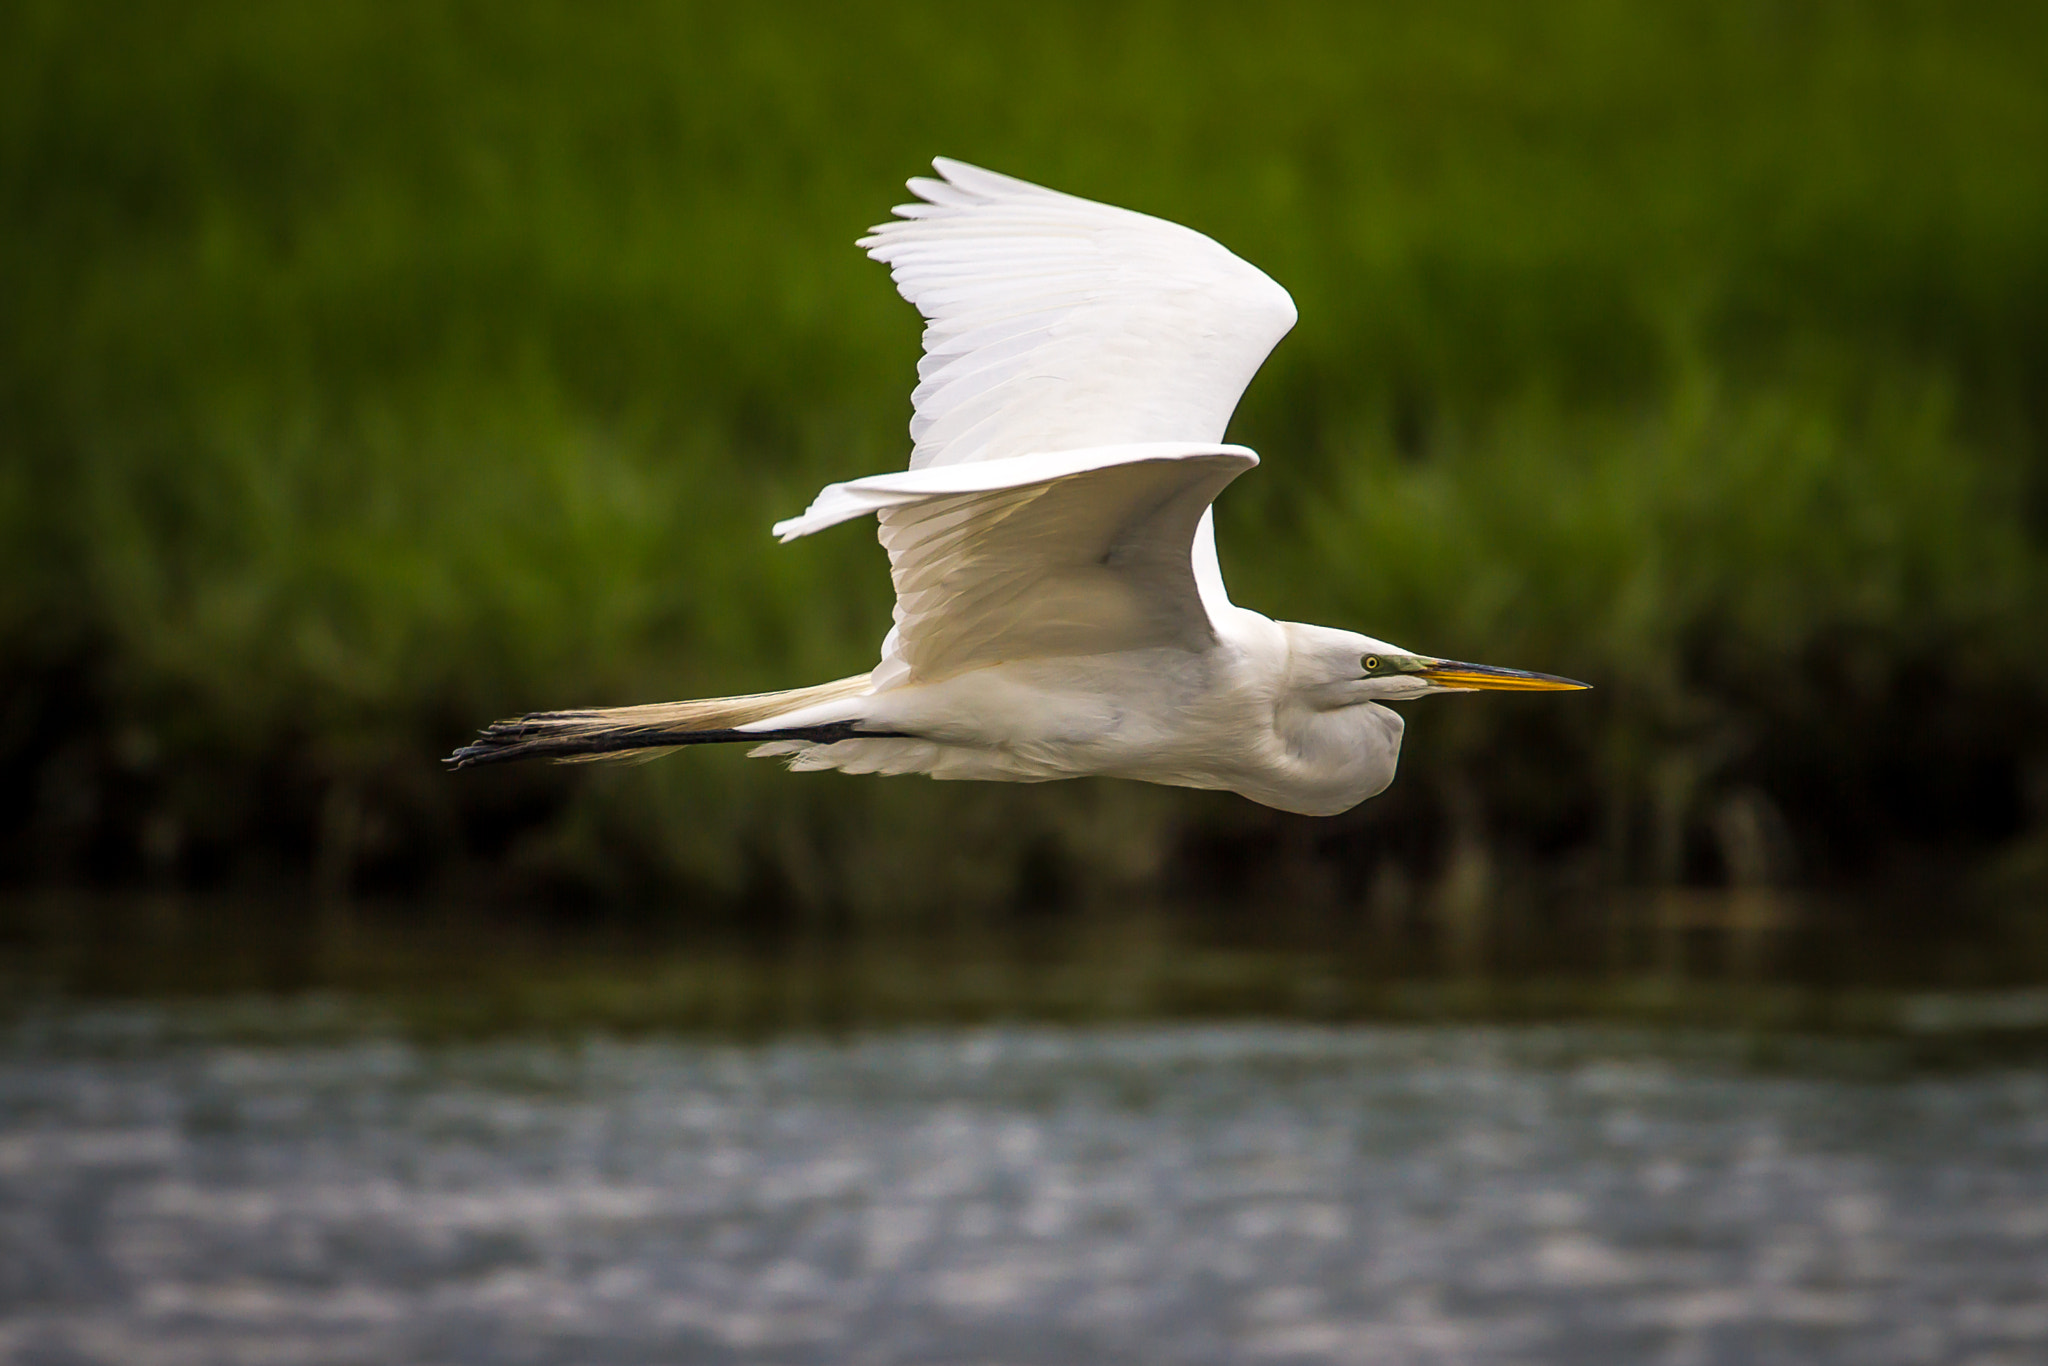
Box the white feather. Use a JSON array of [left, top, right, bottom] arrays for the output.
[[858, 158, 1297, 471]]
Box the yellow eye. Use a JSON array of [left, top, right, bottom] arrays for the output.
[[1363, 656, 1381, 671]]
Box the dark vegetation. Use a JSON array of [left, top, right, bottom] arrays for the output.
[[3, 2, 2046, 931]]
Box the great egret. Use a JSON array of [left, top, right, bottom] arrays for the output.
[[449, 159, 1586, 815]]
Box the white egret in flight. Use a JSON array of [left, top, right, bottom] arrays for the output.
[[450, 159, 1586, 815]]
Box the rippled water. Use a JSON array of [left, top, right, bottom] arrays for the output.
[[5, 1013, 2048, 1364]]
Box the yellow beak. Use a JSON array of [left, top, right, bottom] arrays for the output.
[[1420, 660, 1592, 692]]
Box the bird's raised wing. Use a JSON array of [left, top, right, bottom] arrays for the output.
[[775, 444, 1257, 685], [773, 161, 1292, 687], [862, 158, 1297, 470]]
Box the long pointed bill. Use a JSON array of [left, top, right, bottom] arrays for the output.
[[1420, 660, 1591, 692]]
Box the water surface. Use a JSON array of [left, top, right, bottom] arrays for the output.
[[5, 1011, 2048, 1364]]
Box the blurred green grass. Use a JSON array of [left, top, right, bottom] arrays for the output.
[[3, 1, 2045, 916]]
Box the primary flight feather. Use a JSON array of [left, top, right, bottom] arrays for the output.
[[449, 159, 1586, 814]]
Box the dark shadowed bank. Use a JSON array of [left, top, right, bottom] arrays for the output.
[[3, 2, 2046, 947]]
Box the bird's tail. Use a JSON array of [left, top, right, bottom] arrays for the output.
[[446, 673, 879, 768]]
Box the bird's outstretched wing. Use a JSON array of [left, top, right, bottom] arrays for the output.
[[775, 443, 1257, 684], [778, 160, 1293, 687], [862, 158, 1297, 469]]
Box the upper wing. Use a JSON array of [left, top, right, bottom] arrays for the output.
[[775, 444, 1257, 685], [863, 158, 1298, 470]]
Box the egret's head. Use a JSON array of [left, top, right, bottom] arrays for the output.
[[1283, 624, 1589, 706]]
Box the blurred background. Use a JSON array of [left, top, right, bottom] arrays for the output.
[[4, 3, 2048, 1362], [5, 0, 2048, 939]]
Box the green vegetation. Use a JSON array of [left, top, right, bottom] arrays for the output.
[[3, 2, 2045, 919]]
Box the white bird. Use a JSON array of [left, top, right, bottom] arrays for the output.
[[449, 159, 1586, 815]]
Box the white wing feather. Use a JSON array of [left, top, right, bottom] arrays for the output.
[[776, 160, 1296, 688], [875, 450, 1255, 683], [863, 158, 1298, 469], [778, 446, 1261, 688], [775, 445, 1257, 686]]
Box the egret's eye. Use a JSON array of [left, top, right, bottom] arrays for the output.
[[1362, 656, 1382, 672]]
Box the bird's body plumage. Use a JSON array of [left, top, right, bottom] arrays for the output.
[[450, 160, 1585, 811], [746, 624, 1407, 817]]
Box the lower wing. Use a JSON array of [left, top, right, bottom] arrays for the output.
[[774, 443, 1258, 685]]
